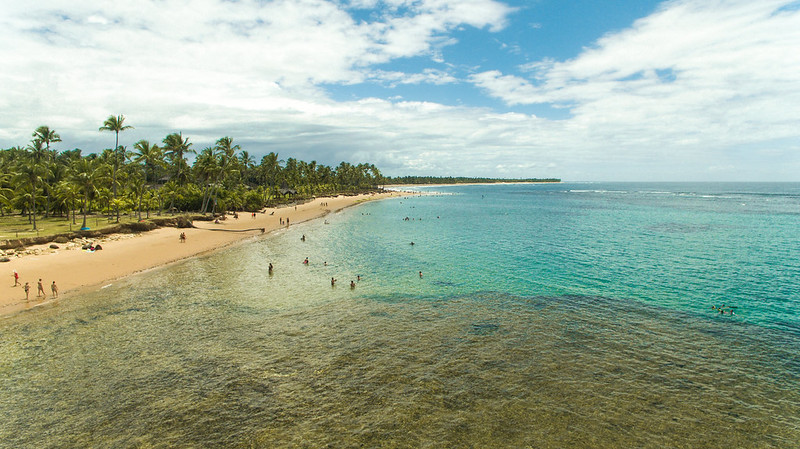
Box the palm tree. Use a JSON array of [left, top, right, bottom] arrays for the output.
[[128, 173, 147, 221], [32, 126, 61, 154], [54, 180, 80, 224], [259, 152, 283, 202], [70, 157, 109, 230], [198, 137, 240, 214], [100, 114, 133, 222], [160, 181, 181, 215], [14, 153, 49, 229], [43, 157, 66, 218], [162, 132, 194, 213], [194, 147, 219, 214], [0, 168, 13, 217], [239, 150, 256, 186], [132, 140, 165, 184], [162, 132, 194, 185]]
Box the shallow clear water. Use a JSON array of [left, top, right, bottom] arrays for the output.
[[1, 183, 799, 448]]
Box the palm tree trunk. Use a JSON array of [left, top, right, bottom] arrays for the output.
[[31, 195, 37, 230], [81, 195, 88, 229], [114, 132, 120, 223]]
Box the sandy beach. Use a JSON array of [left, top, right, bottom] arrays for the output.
[[0, 191, 401, 317]]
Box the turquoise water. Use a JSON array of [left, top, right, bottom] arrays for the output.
[[1, 183, 799, 447]]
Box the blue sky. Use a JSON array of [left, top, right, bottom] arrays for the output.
[[1, 0, 799, 181]]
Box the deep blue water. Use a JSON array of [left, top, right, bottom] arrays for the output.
[[1, 182, 799, 448]]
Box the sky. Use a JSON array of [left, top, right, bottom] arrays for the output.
[[1, 0, 799, 181]]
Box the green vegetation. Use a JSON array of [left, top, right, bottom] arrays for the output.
[[0, 117, 386, 239], [385, 176, 560, 184]]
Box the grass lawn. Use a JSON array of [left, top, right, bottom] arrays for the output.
[[0, 213, 156, 241]]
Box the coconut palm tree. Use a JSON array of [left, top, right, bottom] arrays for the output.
[[0, 169, 13, 217], [162, 132, 194, 185], [54, 180, 79, 224], [194, 147, 219, 214], [100, 114, 133, 222], [128, 173, 147, 221], [239, 150, 256, 186], [14, 153, 49, 229], [70, 157, 109, 230], [160, 181, 181, 215], [259, 152, 283, 202], [162, 132, 194, 213], [32, 125, 61, 154], [132, 140, 165, 184]]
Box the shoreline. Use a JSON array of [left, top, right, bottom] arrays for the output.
[[0, 191, 404, 318]]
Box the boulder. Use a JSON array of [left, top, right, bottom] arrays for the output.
[[176, 216, 194, 228], [50, 244, 60, 249]]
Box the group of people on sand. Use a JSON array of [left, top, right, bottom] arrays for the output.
[[13, 270, 58, 301]]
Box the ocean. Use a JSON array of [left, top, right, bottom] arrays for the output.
[[1, 182, 799, 448]]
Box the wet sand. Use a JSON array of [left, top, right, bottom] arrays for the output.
[[0, 192, 401, 317]]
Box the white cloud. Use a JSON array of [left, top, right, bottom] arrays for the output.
[[370, 68, 457, 86], [1, 0, 799, 181], [0, 0, 510, 139], [469, 70, 543, 105], [473, 0, 800, 160]]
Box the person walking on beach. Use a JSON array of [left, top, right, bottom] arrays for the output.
[[13, 270, 19, 287], [51, 281, 59, 298], [179, 232, 186, 243], [24, 282, 30, 301], [37, 278, 46, 298]]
